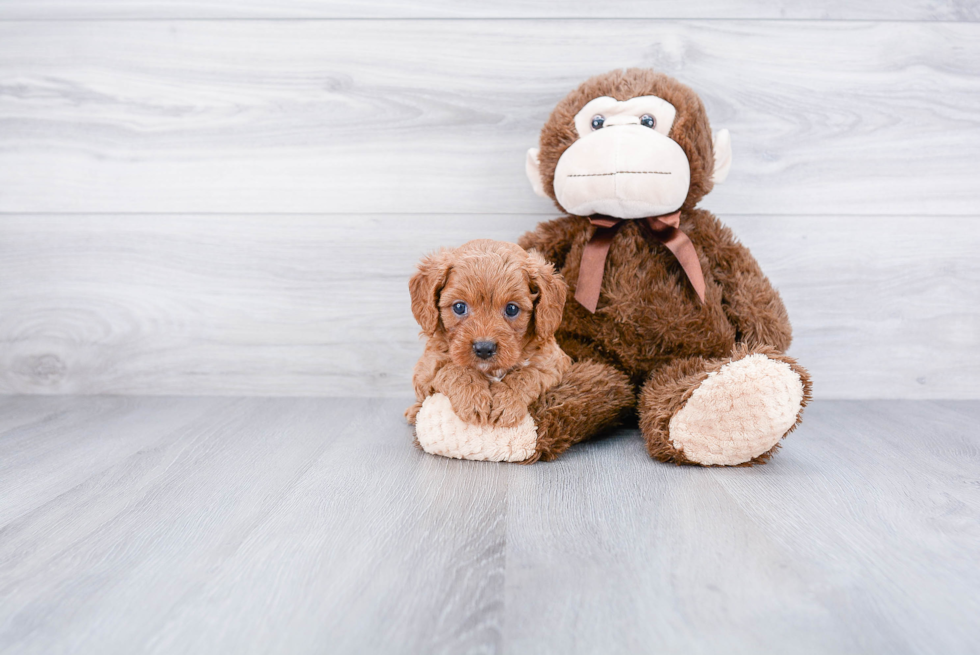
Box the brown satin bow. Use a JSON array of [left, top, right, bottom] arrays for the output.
[[573, 211, 706, 313]]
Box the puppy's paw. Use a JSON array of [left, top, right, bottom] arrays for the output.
[[447, 385, 493, 425], [405, 401, 423, 425], [489, 383, 529, 428]]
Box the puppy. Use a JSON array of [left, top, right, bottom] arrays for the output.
[[406, 239, 571, 428]]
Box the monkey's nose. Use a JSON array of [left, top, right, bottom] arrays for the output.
[[472, 341, 497, 360]]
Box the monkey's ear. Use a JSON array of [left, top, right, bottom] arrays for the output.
[[527, 250, 567, 340], [525, 148, 549, 199], [409, 250, 452, 337], [712, 129, 732, 184]]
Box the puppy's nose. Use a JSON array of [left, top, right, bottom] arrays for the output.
[[472, 341, 497, 360]]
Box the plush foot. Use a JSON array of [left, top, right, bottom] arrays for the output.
[[640, 347, 811, 466], [669, 354, 805, 465], [414, 393, 537, 462]]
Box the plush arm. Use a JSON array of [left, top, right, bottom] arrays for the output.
[[707, 218, 793, 353], [517, 215, 582, 271]]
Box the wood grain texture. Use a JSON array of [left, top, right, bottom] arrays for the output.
[[1, 213, 977, 399], [1, 0, 977, 20], [0, 397, 977, 653], [504, 399, 980, 654], [0, 396, 504, 655], [1, 21, 978, 216]]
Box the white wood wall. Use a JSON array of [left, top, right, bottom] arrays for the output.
[[1, 4, 978, 399]]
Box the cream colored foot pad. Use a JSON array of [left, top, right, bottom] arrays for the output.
[[415, 393, 538, 462], [669, 354, 804, 466]]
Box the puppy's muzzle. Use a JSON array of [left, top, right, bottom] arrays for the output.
[[472, 341, 497, 360]]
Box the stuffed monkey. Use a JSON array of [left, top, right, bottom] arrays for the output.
[[519, 68, 812, 466]]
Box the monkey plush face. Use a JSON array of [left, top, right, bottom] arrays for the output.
[[525, 69, 733, 219], [552, 95, 689, 218]]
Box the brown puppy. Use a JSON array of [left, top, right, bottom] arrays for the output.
[[406, 240, 571, 429]]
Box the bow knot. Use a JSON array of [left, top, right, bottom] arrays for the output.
[[573, 211, 706, 313]]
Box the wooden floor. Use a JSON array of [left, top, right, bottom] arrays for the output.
[[0, 397, 977, 654]]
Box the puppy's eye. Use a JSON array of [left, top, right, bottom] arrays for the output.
[[504, 303, 520, 318], [452, 302, 467, 316], [640, 114, 656, 129], [591, 115, 605, 130]]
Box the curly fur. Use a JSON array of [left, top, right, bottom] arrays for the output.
[[519, 68, 812, 466], [406, 240, 571, 431]]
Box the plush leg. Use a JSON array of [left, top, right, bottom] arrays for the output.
[[639, 344, 812, 466], [524, 360, 635, 463]]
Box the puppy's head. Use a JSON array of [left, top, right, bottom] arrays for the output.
[[409, 240, 566, 374]]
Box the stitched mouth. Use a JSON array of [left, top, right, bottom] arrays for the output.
[[567, 171, 671, 177]]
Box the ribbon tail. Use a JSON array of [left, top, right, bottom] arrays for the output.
[[574, 226, 618, 313], [646, 214, 706, 304], [659, 232, 707, 303]]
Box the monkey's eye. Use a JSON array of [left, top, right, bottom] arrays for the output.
[[591, 115, 605, 130], [504, 303, 520, 318], [640, 114, 656, 129], [452, 302, 468, 316]]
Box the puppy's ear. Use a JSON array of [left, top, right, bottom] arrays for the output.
[[526, 249, 567, 340], [409, 249, 452, 336]]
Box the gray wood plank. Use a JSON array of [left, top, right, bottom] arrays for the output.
[[1, 1, 976, 20], [1, 397, 977, 653], [712, 401, 980, 654], [1, 21, 978, 216], [1, 214, 977, 399], [0, 396, 504, 655], [0, 396, 220, 525], [504, 400, 980, 654]]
